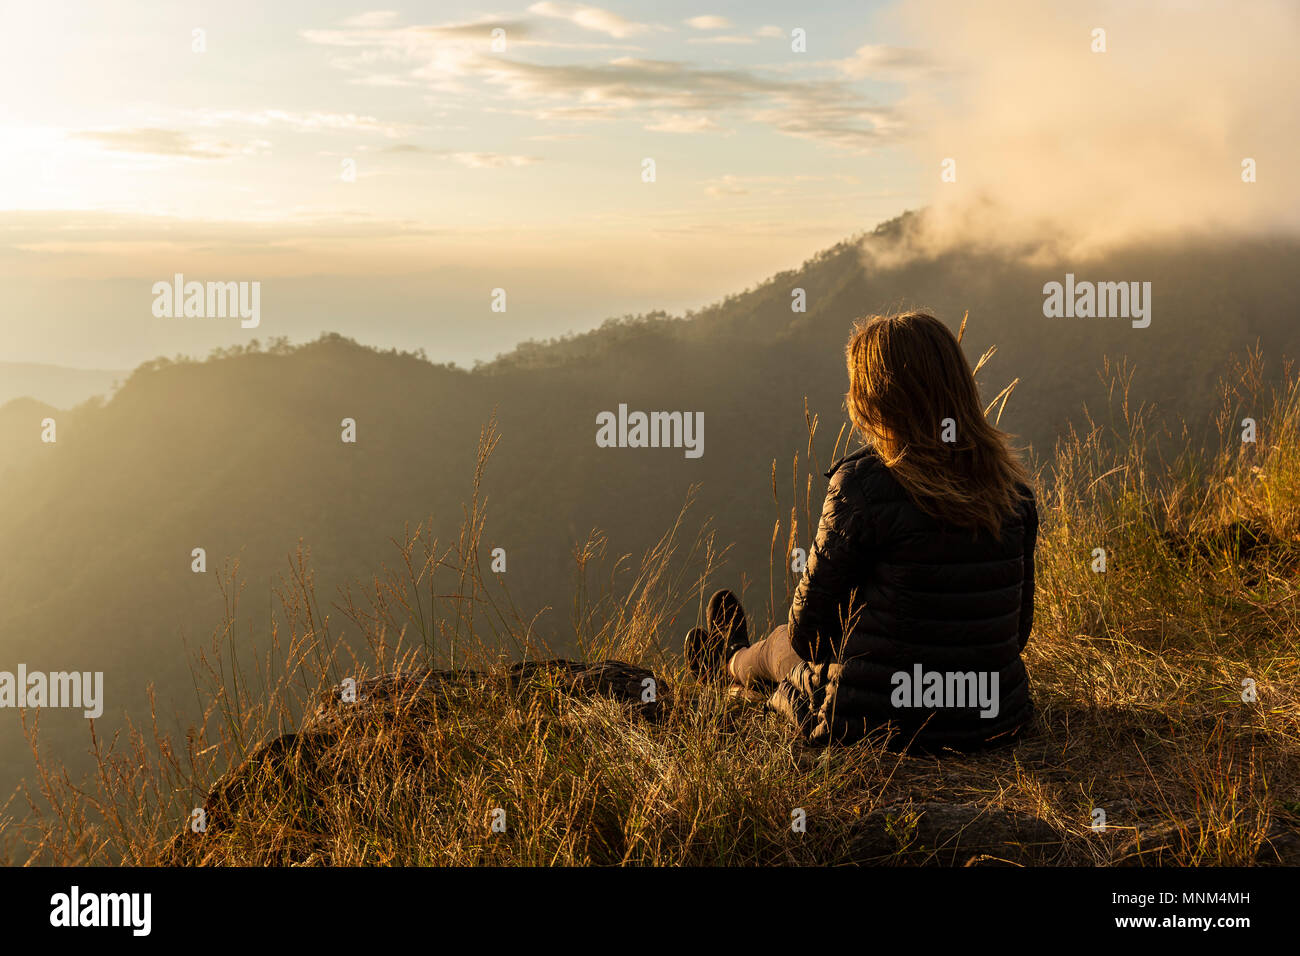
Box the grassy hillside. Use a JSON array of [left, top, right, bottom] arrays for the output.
[[4, 340, 1300, 865]]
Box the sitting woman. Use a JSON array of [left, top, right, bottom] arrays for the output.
[[686, 310, 1038, 751]]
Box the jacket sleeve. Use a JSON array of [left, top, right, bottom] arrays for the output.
[[1018, 487, 1038, 651], [787, 473, 869, 663]]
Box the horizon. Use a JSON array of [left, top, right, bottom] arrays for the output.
[[1, 0, 922, 369], [6, 0, 1297, 371]]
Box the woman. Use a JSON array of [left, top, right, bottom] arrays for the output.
[[685, 310, 1038, 751]]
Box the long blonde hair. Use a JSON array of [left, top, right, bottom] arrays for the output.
[[845, 311, 1031, 536]]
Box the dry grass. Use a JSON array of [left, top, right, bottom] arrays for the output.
[[3, 351, 1299, 867]]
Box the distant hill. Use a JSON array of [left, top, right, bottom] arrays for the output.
[[0, 397, 57, 476], [0, 362, 125, 409], [3, 212, 1300, 795]]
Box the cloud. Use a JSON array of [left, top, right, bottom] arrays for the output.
[[302, 13, 643, 91], [685, 16, 731, 29], [473, 56, 782, 108], [339, 11, 401, 28], [189, 109, 419, 138], [449, 152, 540, 168], [876, 0, 1300, 261], [304, 15, 904, 152], [527, 2, 653, 38], [645, 113, 720, 133], [701, 173, 847, 198], [687, 35, 756, 46], [474, 55, 896, 152], [703, 174, 760, 197], [304, 16, 534, 47], [68, 128, 265, 159], [755, 25, 783, 38], [300, 15, 537, 96], [752, 97, 902, 151], [526, 105, 615, 123], [526, 132, 590, 141], [837, 44, 940, 80], [0, 208, 448, 247], [383, 145, 541, 167]]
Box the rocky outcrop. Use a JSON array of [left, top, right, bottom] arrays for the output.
[[304, 658, 668, 731], [161, 659, 668, 864]]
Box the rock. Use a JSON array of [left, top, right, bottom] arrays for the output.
[[160, 658, 669, 864], [304, 658, 669, 732]]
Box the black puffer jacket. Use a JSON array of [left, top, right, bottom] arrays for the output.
[[769, 445, 1037, 751]]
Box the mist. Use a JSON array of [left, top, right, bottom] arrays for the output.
[[869, 0, 1300, 264]]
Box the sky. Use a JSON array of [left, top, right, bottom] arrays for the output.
[[0, 0, 928, 368], [1, 0, 1295, 369]]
